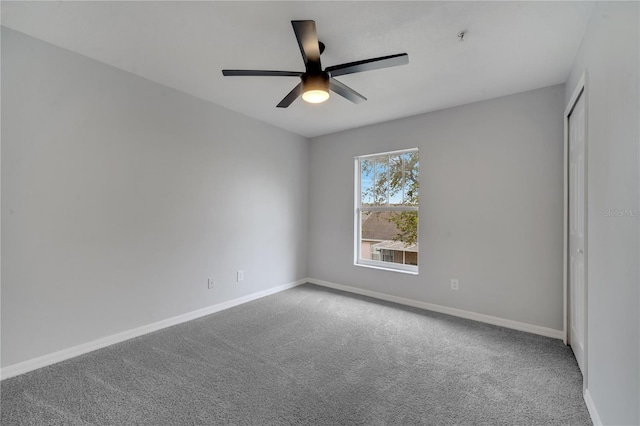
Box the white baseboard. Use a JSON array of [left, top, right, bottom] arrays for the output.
[[0, 279, 307, 380], [584, 388, 602, 426], [1, 278, 565, 380], [307, 278, 564, 340]]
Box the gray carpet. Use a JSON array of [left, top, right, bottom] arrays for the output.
[[1, 283, 591, 425]]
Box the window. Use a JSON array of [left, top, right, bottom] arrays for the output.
[[355, 149, 419, 273]]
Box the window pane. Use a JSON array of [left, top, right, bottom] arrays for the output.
[[402, 151, 419, 206], [373, 156, 389, 206], [361, 159, 375, 206], [360, 152, 418, 208], [389, 155, 403, 205], [360, 210, 418, 266]]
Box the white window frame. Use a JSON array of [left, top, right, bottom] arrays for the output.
[[354, 148, 419, 274]]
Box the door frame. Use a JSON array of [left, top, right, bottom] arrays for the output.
[[563, 70, 588, 389]]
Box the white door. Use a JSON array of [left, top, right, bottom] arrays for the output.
[[568, 90, 586, 374]]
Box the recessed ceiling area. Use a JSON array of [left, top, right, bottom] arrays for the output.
[[1, 1, 595, 138]]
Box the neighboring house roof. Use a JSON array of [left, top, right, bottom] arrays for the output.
[[362, 212, 398, 241], [361, 211, 417, 252], [361, 211, 403, 241], [372, 240, 418, 253]]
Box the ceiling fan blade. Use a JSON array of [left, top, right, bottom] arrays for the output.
[[277, 82, 303, 108], [222, 70, 303, 77], [291, 20, 322, 72], [329, 78, 367, 104], [326, 53, 409, 77]]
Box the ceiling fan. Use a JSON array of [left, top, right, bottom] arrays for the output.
[[222, 20, 409, 108]]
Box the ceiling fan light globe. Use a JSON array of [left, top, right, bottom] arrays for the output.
[[302, 89, 330, 103]]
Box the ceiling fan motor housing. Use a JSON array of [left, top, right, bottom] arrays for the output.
[[301, 72, 330, 103], [302, 72, 330, 93]]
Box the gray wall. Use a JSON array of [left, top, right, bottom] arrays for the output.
[[1, 28, 309, 367], [565, 2, 640, 424], [309, 85, 566, 331]]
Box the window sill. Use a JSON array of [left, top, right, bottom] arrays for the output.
[[354, 261, 418, 275]]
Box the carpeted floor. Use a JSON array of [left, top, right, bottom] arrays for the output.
[[1, 283, 591, 425]]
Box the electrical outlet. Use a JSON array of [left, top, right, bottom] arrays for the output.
[[237, 270, 244, 282], [208, 278, 215, 289], [450, 279, 459, 291]]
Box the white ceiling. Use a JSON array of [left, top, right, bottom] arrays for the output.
[[1, 1, 595, 138]]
